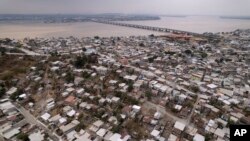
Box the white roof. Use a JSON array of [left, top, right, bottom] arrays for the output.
[[112, 97, 120, 102], [76, 88, 84, 94], [66, 87, 75, 92], [96, 128, 107, 137], [154, 112, 161, 119], [207, 84, 217, 89], [3, 128, 20, 139], [193, 133, 205, 141], [41, 113, 51, 121], [168, 134, 177, 141], [132, 105, 141, 110], [174, 121, 185, 131], [150, 129, 160, 137], [75, 132, 91, 141], [109, 133, 122, 141], [67, 130, 76, 141], [49, 114, 62, 122], [67, 110, 76, 117], [214, 128, 225, 138], [6, 87, 17, 95], [208, 119, 215, 127], [174, 105, 182, 111], [59, 118, 67, 124], [93, 120, 104, 128], [29, 131, 44, 141], [19, 93, 27, 98]]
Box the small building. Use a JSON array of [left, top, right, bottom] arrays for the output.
[[173, 121, 186, 135]]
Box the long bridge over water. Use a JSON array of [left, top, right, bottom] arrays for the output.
[[92, 20, 205, 37]]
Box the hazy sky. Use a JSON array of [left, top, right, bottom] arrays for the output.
[[0, 0, 250, 16]]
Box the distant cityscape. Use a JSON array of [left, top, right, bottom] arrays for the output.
[[0, 14, 160, 23]]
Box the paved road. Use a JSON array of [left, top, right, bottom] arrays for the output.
[[19, 48, 43, 56], [2, 45, 48, 56], [14, 104, 61, 141], [186, 95, 200, 126]]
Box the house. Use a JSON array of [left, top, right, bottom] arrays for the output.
[[66, 87, 75, 93], [151, 129, 160, 139], [6, 87, 17, 95], [76, 88, 85, 96], [59, 120, 80, 134], [67, 109, 76, 117], [29, 131, 44, 141], [49, 114, 61, 123], [132, 105, 141, 113], [41, 113, 51, 122], [193, 133, 205, 141], [75, 132, 91, 141], [185, 126, 197, 140], [172, 121, 186, 135], [207, 84, 218, 90], [108, 133, 131, 141], [214, 128, 226, 139], [96, 128, 107, 138], [89, 120, 104, 133], [74, 77, 84, 86], [154, 112, 162, 120], [46, 98, 55, 110], [111, 97, 120, 103], [95, 66, 108, 75], [2, 127, 20, 140], [65, 96, 77, 106], [109, 80, 118, 85], [66, 130, 77, 141], [168, 134, 178, 141]]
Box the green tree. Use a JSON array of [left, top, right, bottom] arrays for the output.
[[94, 36, 100, 39], [74, 56, 86, 68], [145, 90, 152, 100], [10, 88, 23, 101], [190, 85, 199, 93], [0, 85, 6, 98], [201, 52, 208, 58], [127, 83, 133, 92], [0, 47, 6, 55], [17, 133, 30, 141], [184, 49, 192, 55], [65, 71, 74, 83]]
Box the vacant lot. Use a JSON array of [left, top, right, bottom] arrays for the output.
[[0, 55, 39, 80]]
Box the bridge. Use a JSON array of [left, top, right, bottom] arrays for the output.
[[91, 20, 204, 37]]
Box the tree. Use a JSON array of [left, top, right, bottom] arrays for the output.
[[0, 85, 6, 98], [184, 49, 192, 55], [190, 85, 199, 93], [10, 88, 23, 101], [201, 52, 208, 58], [145, 90, 152, 100], [127, 82, 134, 92], [0, 47, 6, 55], [74, 56, 86, 68], [17, 133, 30, 141], [65, 71, 74, 83], [148, 57, 154, 63], [82, 47, 87, 52], [94, 36, 100, 39], [139, 43, 145, 47]]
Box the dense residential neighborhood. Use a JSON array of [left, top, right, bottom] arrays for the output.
[[0, 29, 250, 141]]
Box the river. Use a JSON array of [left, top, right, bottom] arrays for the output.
[[0, 16, 250, 39]]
